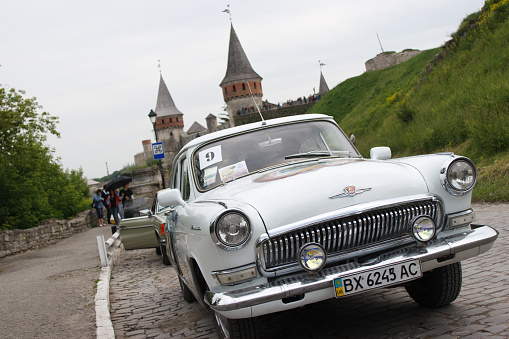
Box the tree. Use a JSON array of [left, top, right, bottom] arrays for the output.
[[0, 88, 89, 230]]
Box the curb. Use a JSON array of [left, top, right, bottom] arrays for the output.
[[95, 231, 123, 339]]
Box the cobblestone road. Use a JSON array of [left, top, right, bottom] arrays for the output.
[[110, 204, 508, 338]]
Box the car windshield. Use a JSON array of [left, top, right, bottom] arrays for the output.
[[192, 120, 360, 191]]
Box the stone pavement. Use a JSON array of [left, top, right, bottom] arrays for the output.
[[109, 204, 509, 338]]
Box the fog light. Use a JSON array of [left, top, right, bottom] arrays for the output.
[[411, 216, 436, 242], [298, 243, 326, 272]]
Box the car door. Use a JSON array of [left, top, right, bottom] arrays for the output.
[[167, 155, 191, 274], [119, 195, 161, 250]]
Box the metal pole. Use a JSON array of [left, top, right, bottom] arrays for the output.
[[152, 123, 166, 189]]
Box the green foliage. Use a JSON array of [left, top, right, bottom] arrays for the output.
[[0, 88, 90, 230], [308, 0, 509, 201]]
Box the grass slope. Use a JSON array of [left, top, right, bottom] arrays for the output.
[[310, 0, 509, 202]]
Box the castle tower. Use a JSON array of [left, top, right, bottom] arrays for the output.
[[318, 71, 330, 95], [205, 113, 218, 131], [220, 24, 263, 127], [154, 74, 184, 144]]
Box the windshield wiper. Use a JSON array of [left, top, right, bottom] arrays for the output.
[[285, 150, 353, 159], [285, 151, 333, 159]]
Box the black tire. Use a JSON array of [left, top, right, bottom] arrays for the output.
[[160, 245, 171, 266], [179, 276, 196, 302], [155, 247, 161, 255], [212, 309, 258, 339], [405, 262, 462, 308]]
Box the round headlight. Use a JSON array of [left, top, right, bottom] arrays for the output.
[[411, 216, 436, 243], [215, 212, 251, 248], [298, 243, 326, 272], [448, 160, 476, 191], [441, 158, 477, 196]]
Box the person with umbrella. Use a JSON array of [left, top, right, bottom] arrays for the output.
[[105, 176, 132, 227], [106, 188, 122, 227]]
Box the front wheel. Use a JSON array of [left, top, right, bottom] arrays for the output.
[[212, 310, 258, 339], [160, 245, 171, 266], [405, 262, 462, 308], [179, 276, 196, 302]]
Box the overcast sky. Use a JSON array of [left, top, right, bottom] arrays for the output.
[[1, 0, 483, 179]]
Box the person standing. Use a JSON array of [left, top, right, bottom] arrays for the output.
[[93, 189, 105, 226], [107, 189, 122, 226], [120, 182, 134, 218], [101, 185, 111, 224], [117, 188, 124, 220]]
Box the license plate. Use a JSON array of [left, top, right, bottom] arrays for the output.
[[334, 259, 422, 297]]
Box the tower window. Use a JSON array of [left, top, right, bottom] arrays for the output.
[[224, 88, 227, 94], [170, 118, 172, 123], [233, 85, 236, 92], [242, 83, 246, 91], [176, 117, 179, 122], [254, 82, 257, 89]]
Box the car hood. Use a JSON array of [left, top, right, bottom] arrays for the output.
[[199, 158, 429, 232]]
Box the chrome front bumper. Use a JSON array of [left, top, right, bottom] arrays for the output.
[[205, 225, 498, 313]]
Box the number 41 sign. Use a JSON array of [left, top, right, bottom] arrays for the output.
[[152, 142, 165, 160]]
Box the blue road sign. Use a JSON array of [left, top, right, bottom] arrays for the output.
[[152, 142, 165, 160]]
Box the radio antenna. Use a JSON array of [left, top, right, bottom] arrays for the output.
[[246, 81, 265, 125], [376, 33, 384, 53]]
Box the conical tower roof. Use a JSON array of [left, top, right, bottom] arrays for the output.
[[155, 74, 183, 117], [220, 24, 262, 87], [319, 71, 329, 95]]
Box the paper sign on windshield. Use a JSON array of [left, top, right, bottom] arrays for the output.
[[203, 166, 217, 187], [199, 145, 223, 170], [219, 161, 249, 182]]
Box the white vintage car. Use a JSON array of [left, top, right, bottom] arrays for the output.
[[158, 114, 498, 338]]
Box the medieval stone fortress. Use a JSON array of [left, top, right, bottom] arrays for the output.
[[130, 23, 419, 199]]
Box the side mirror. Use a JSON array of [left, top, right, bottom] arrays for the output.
[[158, 188, 187, 207], [370, 147, 392, 160]]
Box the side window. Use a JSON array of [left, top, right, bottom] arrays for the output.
[[172, 159, 180, 189], [180, 158, 191, 201]]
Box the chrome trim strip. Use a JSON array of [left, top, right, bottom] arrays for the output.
[[207, 225, 498, 312]]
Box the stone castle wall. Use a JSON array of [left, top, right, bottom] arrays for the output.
[[0, 209, 96, 258], [365, 50, 422, 72]]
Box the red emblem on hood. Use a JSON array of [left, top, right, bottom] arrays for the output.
[[345, 185, 356, 195], [329, 185, 372, 199]]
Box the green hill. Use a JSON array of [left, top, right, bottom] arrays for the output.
[[311, 0, 509, 202]]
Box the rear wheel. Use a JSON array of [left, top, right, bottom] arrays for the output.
[[405, 262, 462, 308], [212, 310, 258, 339]]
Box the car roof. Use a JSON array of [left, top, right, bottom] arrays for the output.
[[181, 113, 334, 152]]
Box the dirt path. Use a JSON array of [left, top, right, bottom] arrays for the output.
[[0, 226, 113, 339]]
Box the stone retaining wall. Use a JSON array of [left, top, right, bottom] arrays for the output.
[[0, 209, 96, 258]]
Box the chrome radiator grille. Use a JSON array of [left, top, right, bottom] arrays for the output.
[[261, 199, 442, 270]]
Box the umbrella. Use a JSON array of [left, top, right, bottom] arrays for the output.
[[104, 176, 132, 191]]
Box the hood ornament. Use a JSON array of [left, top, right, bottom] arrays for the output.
[[329, 185, 371, 199]]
